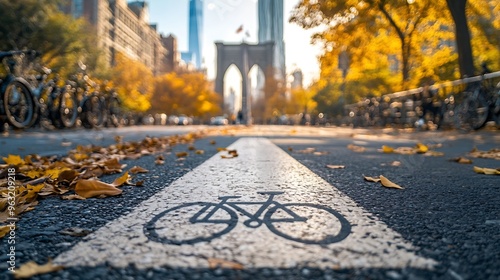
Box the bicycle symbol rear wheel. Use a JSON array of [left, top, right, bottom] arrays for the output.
[[144, 202, 238, 245], [265, 203, 351, 245]]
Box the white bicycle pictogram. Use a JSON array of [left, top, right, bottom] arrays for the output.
[[144, 192, 351, 245]]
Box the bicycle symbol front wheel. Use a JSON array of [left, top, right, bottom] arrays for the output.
[[144, 202, 238, 245], [265, 203, 351, 245]]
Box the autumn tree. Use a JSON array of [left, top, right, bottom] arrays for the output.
[[287, 87, 317, 116], [150, 72, 221, 120], [291, 0, 449, 89], [0, 0, 107, 79], [112, 52, 154, 112]]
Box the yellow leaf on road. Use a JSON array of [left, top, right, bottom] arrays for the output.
[[75, 179, 123, 198], [381, 145, 394, 153], [2, 154, 25, 166], [473, 166, 500, 175], [14, 260, 63, 279], [416, 143, 429, 154], [449, 157, 473, 164], [379, 175, 404, 189], [112, 172, 130, 187]]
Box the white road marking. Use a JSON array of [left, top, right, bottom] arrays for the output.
[[55, 137, 437, 269]]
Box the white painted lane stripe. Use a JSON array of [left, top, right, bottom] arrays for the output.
[[55, 137, 437, 269]]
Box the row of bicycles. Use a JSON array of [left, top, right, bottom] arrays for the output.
[[0, 50, 122, 131], [345, 68, 500, 131]]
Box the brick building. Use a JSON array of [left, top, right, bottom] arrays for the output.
[[62, 0, 167, 75]]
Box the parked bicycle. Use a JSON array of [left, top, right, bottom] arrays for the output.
[[28, 65, 79, 129], [144, 191, 351, 245], [101, 85, 122, 127], [69, 63, 105, 129], [454, 64, 499, 130], [0, 50, 36, 130]]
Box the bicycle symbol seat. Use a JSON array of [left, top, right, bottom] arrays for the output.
[[144, 192, 351, 245]]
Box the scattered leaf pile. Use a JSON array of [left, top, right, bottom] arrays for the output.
[[0, 132, 207, 227]]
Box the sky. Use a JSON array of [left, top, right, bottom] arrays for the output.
[[147, 0, 322, 87]]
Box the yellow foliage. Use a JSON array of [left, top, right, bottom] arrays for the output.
[[150, 71, 221, 118], [112, 52, 153, 112]]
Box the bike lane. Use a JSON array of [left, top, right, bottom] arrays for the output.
[[54, 137, 437, 270]]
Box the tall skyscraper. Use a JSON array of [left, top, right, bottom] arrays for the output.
[[258, 0, 285, 80], [186, 0, 203, 69]]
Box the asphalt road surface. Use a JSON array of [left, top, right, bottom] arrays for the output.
[[1, 125, 499, 279]]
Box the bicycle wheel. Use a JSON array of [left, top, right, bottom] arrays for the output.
[[454, 92, 489, 131], [80, 94, 104, 129], [144, 202, 238, 245], [107, 96, 121, 127], [2, 78, 34, 129], [53, 88, 78, 128], [265, 203, 351, 245]]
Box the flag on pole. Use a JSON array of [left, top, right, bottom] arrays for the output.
[[236, 24, 243, 33]]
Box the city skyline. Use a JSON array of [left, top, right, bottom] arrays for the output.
[[147, 0, 322, 86]]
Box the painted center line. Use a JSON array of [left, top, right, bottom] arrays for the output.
[[54, 137, 437, 269]]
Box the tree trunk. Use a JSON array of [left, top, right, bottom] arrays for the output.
[[446, 0, 475, 77]]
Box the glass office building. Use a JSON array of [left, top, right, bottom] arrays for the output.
[[258, 0, 285, 80]]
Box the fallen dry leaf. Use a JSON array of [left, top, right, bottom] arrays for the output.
[[195, 150, 205, 155], [0, 224, 12, 238], [221, 149, 238, 159], [61, 194, 86, 200], [473, 166, 500, 175], [379, 175, 404, 189], [469, 148, 500, 160], [74, 179, 123, 198], [390, 161, 401, 167], [129, 166, 149, 174], [326, 165, 345, 169], [112, 172, 130, 187], [416, 143, 429, 154], [207, 258, 244, 270], [363, 176, 381, 183], [2, 154, 25, 166], [176, 152, 188, 158], [14, 260, 63, 279], [449, 157, 473, 164], [381, 145, 394, 153]]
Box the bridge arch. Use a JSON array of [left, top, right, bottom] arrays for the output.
[[215, 42, 274, 124]]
